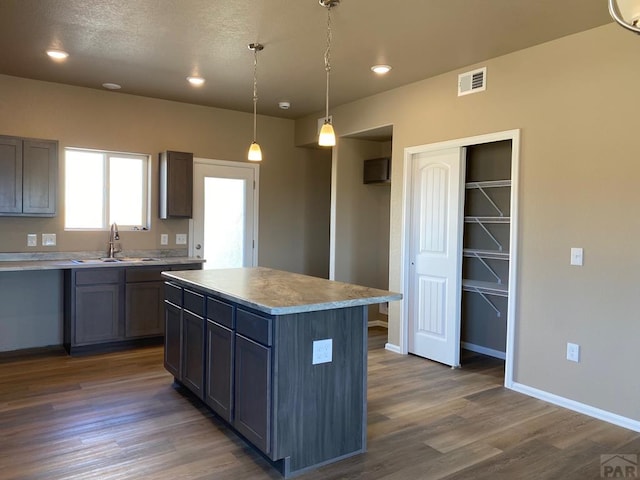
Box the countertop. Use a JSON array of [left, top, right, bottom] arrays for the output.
[[162, 267, 402, 315], [0, 253, 204, 272]]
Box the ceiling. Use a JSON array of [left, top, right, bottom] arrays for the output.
[[0, 0, 613, 119]]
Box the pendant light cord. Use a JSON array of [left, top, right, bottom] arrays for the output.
[[324, 5, 332, 121], [252, 46, 258, 142]]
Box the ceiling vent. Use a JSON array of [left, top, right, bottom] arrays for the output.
[[458, 67, 486, 96]]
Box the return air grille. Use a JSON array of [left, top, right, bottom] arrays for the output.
[[458, 67, 487, 96]]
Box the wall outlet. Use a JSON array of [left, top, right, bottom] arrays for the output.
[[176, 233, 187, 245], [27, 234, 37, 247], [312, 339, 333, 365], [567, 342, 580, 362], [42, 233, 56, 246], [160, 234, 169, 245]]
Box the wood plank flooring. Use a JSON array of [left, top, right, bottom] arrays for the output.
[[1, 328, 638, 479]]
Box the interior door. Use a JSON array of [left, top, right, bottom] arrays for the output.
[[408, 147, 465, 367], [192, 161, 258, 269]]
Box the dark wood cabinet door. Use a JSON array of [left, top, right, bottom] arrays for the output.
[[0, 136, 22, 213], [164, 301, 182, 379], [159, 150, 193, 218], [205, 321, 234, 422], [22, 139, 57, 215], [75, 284, 122, 344], [182, 310, 205, 398], [234, 334, 271, 455], [126, 282, 164, 337]]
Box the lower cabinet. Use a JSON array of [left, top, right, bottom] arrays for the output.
[[64, 262, 201, 355], [75, 281, 123, 344], [164, 299, 182, 378], [234, 333, 271, 454], [71, 268, 124, 345], [182, 309, 205, 398], [205, 320, 234, 422]]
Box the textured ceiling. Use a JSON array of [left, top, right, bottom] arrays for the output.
[[0, 0, 613, 119]]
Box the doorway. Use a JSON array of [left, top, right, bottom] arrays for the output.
[[191, 159, 259, 269], [401, 130, 520, 386]]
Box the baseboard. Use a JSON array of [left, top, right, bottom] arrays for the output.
[[385, 343, 402, 354], [461, 342, 506, 360], [368, 319, 388, 328], [511, 382, 640, 433]]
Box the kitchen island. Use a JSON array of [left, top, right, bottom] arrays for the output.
[[161, 267, 401, 478]]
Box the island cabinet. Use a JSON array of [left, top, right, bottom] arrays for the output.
[[205, 296, 235, 422], [159, 272, 399, 478]]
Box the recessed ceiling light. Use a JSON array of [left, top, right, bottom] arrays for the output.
[[187, 76, 205, 86], [371, 64, 392, 74], [102, 82, 122, 90], [46, 49, 69, 60]]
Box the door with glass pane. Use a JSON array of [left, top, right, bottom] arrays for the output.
[[192, 161, 258, 269]]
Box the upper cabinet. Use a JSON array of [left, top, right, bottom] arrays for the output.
[[159, 150, 193, 219], [0, 135, 58, 217]]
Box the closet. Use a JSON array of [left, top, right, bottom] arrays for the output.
[[461, 140, 512, 360]]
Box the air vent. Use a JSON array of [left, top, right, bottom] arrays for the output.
[[458, 67, 486, 96]]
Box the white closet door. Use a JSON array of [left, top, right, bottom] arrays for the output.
[[408, 147, 465, 367]]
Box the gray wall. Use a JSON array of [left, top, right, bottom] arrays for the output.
[[296, 24, 640, 422], [0, 74, 330, 351]]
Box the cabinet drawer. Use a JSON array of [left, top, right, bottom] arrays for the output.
[[207, 297, 234, 329], [236, 309, 272, 346], [126, 267, 165, 283], [184, 289, 204, 316], [75, 268, 122, 285], [164, 282, 182, 306]]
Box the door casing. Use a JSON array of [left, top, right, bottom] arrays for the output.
[[400, 129, 520, 387]]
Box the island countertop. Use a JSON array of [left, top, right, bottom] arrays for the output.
[[162, 266, 402, 315]]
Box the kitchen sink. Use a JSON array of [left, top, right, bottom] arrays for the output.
[[70, 257, 158, 264]]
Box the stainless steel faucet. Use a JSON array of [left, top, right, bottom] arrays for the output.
[[107, 222, 120, 258]]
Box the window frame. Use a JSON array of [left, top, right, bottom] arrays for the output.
[[64, 147, 151, 231]]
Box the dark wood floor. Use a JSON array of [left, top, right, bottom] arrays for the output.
[[1, 328, 638, 480]]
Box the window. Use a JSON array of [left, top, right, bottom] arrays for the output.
[[65, 148, 150, 230]]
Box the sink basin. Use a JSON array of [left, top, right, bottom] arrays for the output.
[[70, 258, 120, 264], [70, 257, 158, 264]]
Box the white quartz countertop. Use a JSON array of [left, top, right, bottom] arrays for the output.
[[0, 255, 204, 272], [162, 267, 402, 315]]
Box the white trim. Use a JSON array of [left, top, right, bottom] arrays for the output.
[[400, 129, 520, 384], [385, 343, 402, 354], [328, 145, 338, 280], [368, 320, 389, 328], [511, 382, 640, 433], [461, 342, 506, 360]]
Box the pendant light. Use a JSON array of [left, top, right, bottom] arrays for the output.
[[318, 0, 339, 147], [248, 43, 264, 161], [609, 0, 640, 34]]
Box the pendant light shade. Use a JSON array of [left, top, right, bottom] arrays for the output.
[[318, 121, 336, 147], [248, 141, 262, 161], [319, 0, 339, 147], [609, 0, 640, 34], [248, 43, 264, 162]]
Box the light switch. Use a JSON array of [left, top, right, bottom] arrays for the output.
[[567, 342, 580, 362], [27, 234, 37, 247], [160, 234, 169, 245], [570, 247, 583, 266]]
